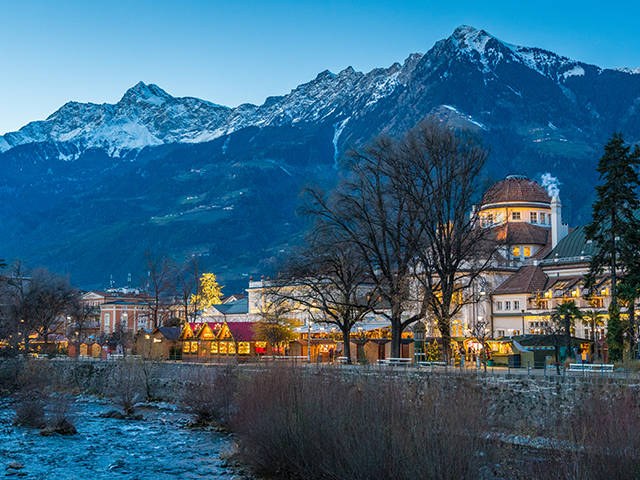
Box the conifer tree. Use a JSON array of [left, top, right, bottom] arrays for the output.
[[585, 133, 640, 361]]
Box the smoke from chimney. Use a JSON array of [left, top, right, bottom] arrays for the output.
[[540, 172, 560, 198]]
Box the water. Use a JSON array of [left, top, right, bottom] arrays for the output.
[[0, 396, 239, 479]]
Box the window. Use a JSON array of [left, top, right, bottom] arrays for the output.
[[540, 213, 546, 224], [496, 301, 503, 310], [514, 300, 520, 310], [505, 301, 511, 311], [530, 212, 537, 223], [513, 330, 520, 336], [524, 247, 531, 257], [497, 329, 505, 337], [512, 246, 520, 258], [512, 211, 521, 220], [104, 313, 111, 333]]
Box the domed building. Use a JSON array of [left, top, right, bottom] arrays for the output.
[[478, 175, 567, 262]]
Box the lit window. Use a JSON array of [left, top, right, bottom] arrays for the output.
[[530, 212, 537, 223], [211, 342, 219, 354], [512, 211, 521, 220], [238, 342, 250, 355], [512, 246, 520, 257], [524, 247, 531, 257]]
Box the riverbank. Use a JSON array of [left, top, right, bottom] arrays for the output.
[[2, 358, 639, 479]]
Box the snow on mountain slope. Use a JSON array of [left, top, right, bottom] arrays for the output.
[[1, 26, 638, 159]]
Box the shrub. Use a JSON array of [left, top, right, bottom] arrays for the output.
[[13, 392, 46, 428], [182, 364, 237, 427], [107, 359, 143, 416], [231, 366, 495, 480]]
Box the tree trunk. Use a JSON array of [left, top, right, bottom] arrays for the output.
[[629, 301, 636, 355], [565, 315, 571, 359], [342, 328, 352, 364], [554, 345, 561, 375], [390, 321, 402, 358]]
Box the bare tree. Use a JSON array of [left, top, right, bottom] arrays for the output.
[[67, 294, 97, 350], [305, 118, 496, 358], [254, 289, 297, 359], [177, 256, 200, 323], [470, 317, 491, 372], [143, 251, 176, 329], [0, 261, 29, 352], [404, 119, 498, 361], [20, 268, 75, 349], [275, 227, 377, 364], [305, 134, 428, 358]]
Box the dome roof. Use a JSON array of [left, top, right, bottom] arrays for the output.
[[481, 175, 551, 206]]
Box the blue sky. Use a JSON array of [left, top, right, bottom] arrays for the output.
[[1, 0, 639, 133]]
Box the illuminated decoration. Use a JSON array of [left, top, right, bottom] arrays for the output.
[[317, 344, 331, 353], [255, 341, 267, 354], [238, 342, 250, 355], [183, 342, 190, 353], [228, 342, 236, 354], [190, 342, 198, 353], [211, 342, 218, 354], [219, 342, 228, 354], [153, 338, 162, 343]]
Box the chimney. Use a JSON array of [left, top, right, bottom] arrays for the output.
[[551, 194, 568, 248]]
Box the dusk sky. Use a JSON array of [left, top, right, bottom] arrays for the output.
[[1, 0, 639, 134]]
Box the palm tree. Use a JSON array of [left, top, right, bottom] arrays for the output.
[[581, 308, 605, 361], [550, 301, 583, 365]]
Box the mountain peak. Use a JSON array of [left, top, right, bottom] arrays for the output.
[[120, 81, 172, 105], [450, 25, 496, 54]]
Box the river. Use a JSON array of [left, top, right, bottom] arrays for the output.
[[0, 395, 238, 479]]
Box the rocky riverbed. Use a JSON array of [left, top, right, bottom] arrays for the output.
[[0, 395, 240, 479]]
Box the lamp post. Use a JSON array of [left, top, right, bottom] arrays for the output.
[[307, 319, 312, 362]]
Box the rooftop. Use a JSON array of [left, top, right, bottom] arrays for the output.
[[482, 175, 551, 206]]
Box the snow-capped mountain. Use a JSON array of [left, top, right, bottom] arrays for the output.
[[1, 26, 639, 289], [2, 25, 638, 162]]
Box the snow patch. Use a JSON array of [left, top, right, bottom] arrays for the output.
[[562, 65, 585, 79], [221, 136, 230, 155], [332, 117, 350, 169]]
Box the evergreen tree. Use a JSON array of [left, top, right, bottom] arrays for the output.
[[584, 133, 640, 359], [551, 301, 582, 357], [607, 303, 625, 362]]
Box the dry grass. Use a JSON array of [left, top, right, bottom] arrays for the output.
[[107, 359, 143, 416], [182, 364, 237, 426], [231, 367, 496, 480]]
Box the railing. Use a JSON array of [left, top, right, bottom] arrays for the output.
[[568, 363, 614, 372], [376, 358, 411, 366]]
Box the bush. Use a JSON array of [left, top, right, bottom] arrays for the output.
[[183, 365, 237, 427], [231, 366, 495, 480], [107, 359, 143, 416], [13, 392, 46, 428], [0, 358, 25, 393]]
